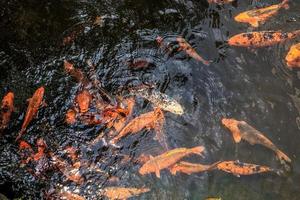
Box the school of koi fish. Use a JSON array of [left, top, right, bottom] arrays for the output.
[[0, 0, 299, 199]]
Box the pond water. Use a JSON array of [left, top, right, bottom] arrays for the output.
[[0, 0, 300, 199]]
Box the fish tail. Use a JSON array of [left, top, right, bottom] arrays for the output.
[[207, 161, 222, 170], [291, 30, 300, 38], [15, 129, 25, 141], [276, 150, 291, 163], [280, 0, 289, 9], [190, 146, 205, 157]]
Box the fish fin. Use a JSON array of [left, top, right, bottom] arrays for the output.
[[41, 100, 47, 107], [232, 131, 242, 143], [190, 146, 205, 157], [155, 169, 161, 178], [249, 21, 259, 28], [150, 155, 154, 159], [280, 0, 289, 9], [276, 150, 291, 163], [15, 129, 25, 141], [234, 173, 240, 178], [169, 166, 177, 175]]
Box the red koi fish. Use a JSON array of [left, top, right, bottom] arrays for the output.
[[0, 92, 14, 131], [16, 86, 45, 141]]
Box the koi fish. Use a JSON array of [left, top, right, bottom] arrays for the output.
[[228, 30, 300, 47], [176, 37, 210, 65], [216, 160, 276, 176], [65, 108, 77, 124], [64, 60, 88, 85], [110, 108, 167, 149], [33, 138, 47, 161], [51, 154, 84, 184], [0, 92, 14, 131], [127, 59, 154, 70], [58, 191, 86, 200], [169, 161, 219, 175], [75, 90, 92, 113], [139, 146, 205, 178], [101, 187, 150, 200], [285, 43, 300, 68], [19, 140, 34, 164], [221, 118, 291, 163], [16, 86, 45, 141], [133, 87, 184, 115], [234, 0, 289, 28], [207, 0, 234, 4]]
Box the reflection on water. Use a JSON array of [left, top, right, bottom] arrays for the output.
[[0, 0, 300, 199]]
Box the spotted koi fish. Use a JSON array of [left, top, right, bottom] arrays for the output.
[[216, 160, 277, 177], [221, 118, 291, 163], [16, 87, 45, 141], [133, 87, 184, 115], [228, 30, 300, 47], [101, 187, 150, 200], [139, 146, 204, 178], [0, 92, 14, 132], [235, 0, 289, 27], [285, 43, 300, 68]]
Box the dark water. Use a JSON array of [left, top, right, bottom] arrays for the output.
[[0, 0, 300, 199]]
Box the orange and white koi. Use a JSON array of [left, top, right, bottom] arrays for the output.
[[139, 146, 205, 178], [228, 30, 300, 48], [285, 43, 300, 68], [234, 0, 289, 28], [101, 187, 150, 200], [221, 118, 291, 163], [0, 92, 14, 131], [176, 36, 210, 65], [216, 160, 276, 176], [16, 86, 45, 141]]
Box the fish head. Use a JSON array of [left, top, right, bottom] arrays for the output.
[[221, 118, 242, 143], [285, 43, 300, 68], [76, 90, 92, 113], [234, 13, 249, 23], [2, 92, 14, 107]]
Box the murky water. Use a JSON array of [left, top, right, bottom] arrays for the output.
[[0, 0, 300, 199]]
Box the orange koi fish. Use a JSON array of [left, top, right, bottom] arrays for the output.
[[16, 86, 45, 141], [0, 92, 14, 131], [101, 187, 150, 200], [228, 30, 300, 47], [216, 160, 276, 176], [176, 37, 210, 65], [110, 108, 167, 149], [285, 43, 300, 68], [139, 146, 205, 178], [234, 0, 289, 27], [75, 90, 92, 113], [169, 161, 219, 175], [207, 0, 235, 4], [222, 118, 291, 163]]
